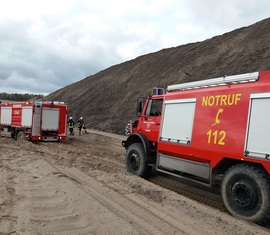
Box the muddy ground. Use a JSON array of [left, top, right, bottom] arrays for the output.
[[0, 129, 269, 235]]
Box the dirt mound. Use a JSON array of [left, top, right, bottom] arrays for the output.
[[46, 17, 270, 134]]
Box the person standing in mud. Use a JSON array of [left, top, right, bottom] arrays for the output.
[[77, 117, 87, 135], [67, 117, 75, 135]]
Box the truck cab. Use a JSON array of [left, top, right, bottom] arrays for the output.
[[133, 96, 163, 142], [122, 88, 164, 177]]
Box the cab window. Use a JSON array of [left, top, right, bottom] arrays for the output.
[[145, 99, 163, 116]]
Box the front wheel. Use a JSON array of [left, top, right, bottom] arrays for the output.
[[125, 143, 152, 178], [221, 164, 270, 224]]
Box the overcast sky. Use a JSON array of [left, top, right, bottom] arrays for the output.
[[0, 0, 269, 95]]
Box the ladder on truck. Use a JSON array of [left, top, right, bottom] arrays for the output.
[[32, 103, 41, 136], [167, 72, 259, 92]]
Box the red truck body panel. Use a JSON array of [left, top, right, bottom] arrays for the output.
[[157, 70, 270, 173], [156, 71, 270, 172]]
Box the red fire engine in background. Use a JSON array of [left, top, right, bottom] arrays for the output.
[[0, 101, 67, 141], [122, 70, 270, 224]]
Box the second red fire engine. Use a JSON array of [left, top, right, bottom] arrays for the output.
[[0, 100, 67, 141]]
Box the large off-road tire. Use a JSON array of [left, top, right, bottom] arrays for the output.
[[16, 131, 25, 141], [125, 143, 152, 178], [221, 164, 270, 224]]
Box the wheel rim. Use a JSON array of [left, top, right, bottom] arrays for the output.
[[130, 153, 140, 171], [17, 132, 25, 140], [231, 181, 257, 209]]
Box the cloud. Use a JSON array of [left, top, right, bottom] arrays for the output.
[[184, 0, 270, 33], [0, 0, 269, 95]]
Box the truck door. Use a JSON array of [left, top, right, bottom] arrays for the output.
[[160, 98, 196, 145], [245, 92, 270, 159], [42, 108, 60, 131], [140, 98, 163, 142]]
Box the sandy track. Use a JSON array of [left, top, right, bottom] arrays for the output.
[[0, 130, 269, 234]]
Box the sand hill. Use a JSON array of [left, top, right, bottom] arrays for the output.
[[46, 17, 270, 134]]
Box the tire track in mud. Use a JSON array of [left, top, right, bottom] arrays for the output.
[[1, 136, 270, 234], [38, 135, 270, 230], [0, 147, 23, 234], [24, 159, 94, 234], [43, 161, 270, 234], [1, 140, 94, 234], [41, 159, 201, 235], [148, 173, 225, 212]]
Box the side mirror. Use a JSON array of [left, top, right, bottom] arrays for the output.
[[136, 97, 146, 117], [137, 101, 144, 113]]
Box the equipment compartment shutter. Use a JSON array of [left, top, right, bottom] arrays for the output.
[[160, 98, 196, 145], [42, 108, 59, 130], [245, 93, 270, 159], [0, 107, 12, 125], [22, 107, 33, 127]]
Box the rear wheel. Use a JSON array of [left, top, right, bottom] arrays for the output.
[[125, 143, 152, 178], [16, 131, 25, 141], [221, 164, 270, 224]]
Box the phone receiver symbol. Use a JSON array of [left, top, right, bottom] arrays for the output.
[[212, 108, 223, 126]]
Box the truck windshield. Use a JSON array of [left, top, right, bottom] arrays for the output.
[[145, 99, 163, 116]]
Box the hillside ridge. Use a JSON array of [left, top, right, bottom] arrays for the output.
[[46, 17, 270, 134]]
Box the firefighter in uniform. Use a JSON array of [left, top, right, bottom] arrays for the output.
[[77, 117, 87, 135], [67, 117, 75, 135]]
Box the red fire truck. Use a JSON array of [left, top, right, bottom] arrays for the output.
[[122, 70, 270, 224], [0, 101, 67, 141]]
